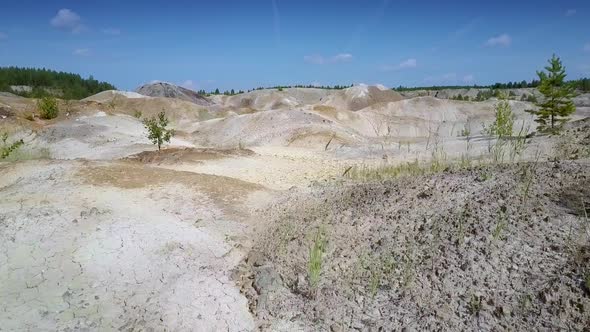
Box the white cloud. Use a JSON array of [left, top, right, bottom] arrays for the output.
[[452, 19, 479, 38], [0, 32, 7, 40], [304, 53, 353, 64], [381, 58, 417, 71], [424, 73, 457, 84], [304, 55, 324, 64], [584, 43, 590, 52], [181, 80, 197, 90], [485, 33, 511, 47], [399, 58, 417, 69], [51, 9, 85, 33], [565, 9, 577, 16], [73, 48, 90, 56], [442, 73, 457, 80], [102, 28, 121, 35], [332, 53, 353, 62], [463, 74, 475, 83]]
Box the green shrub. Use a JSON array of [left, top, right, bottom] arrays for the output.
[[2, 146, 51, 161], [468, 293, 483, 316], [526, 94, 538, 103], [37, 96, 59, 119], [459, 125, 471, 137], [1, 132, 24, 159], [484, 93, 514, 139], [308, 228, 326, 297]]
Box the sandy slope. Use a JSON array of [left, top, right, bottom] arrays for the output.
[[1, 87, 589, 331], [135, 82, 212, 106], [0, 160, 266, 331], [242, 160, 590, 331]]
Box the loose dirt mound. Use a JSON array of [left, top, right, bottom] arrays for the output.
[[77, 161, 265, 203], [211, 86, 402, 113], [82, 90, 147, 102], [0, 106, 13, 118], [189, 109, 363, 148], [127, 147, 256, 164], [211, 88, 331, 113], [136, 82, 211, 106], [356, 97, 536, 137], [400, 88, 543, 101], [81, 91, 220, 128], [320, 84, 404, 111], [240, 161, 590, 331], [574, 93, 590, 107]]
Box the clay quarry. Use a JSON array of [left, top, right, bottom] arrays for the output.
[[1, 81, 590, 331]]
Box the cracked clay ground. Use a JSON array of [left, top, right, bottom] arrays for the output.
[[0, 160, 268, 331]]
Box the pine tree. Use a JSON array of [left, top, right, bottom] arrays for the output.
[[528, 55, 575, 133]]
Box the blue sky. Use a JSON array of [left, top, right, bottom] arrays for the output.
[[0, 0, 589, 91]]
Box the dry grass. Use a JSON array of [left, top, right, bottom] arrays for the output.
[[1, 147, 51, 161], [345, 159, 427, 181], [313, 105, 337, 113], [308, 227, 326, 298]]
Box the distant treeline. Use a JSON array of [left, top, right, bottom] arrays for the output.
[[449, 90, 539, 103], [197, 88, 245, 96], [254, 84, 354, 91], [198, 84, 354, 96], [201, 79, 590, 97], [0, 67, 116, 100], [394, 78, 590, 92]]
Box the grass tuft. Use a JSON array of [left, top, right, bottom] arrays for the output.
[[345, 159, 427, 181], [308, 227, 326, 298]]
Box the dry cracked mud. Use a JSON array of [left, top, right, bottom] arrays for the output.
[[0, 160, 265, 331]]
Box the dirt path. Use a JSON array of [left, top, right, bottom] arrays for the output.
[[0, 160, 268, 331]]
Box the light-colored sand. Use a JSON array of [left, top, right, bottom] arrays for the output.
[[1, 87, 589, 331], [38, 112, 194, 160], [0, 160, 265, 331]]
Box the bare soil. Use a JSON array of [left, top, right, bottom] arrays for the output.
[[240, 161, 590, 331], [127, 147, 256, 164], [1, 87, 590, 331]]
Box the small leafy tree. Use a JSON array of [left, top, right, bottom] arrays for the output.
[[143, 112, 174, 150], [528, 54, 576, 133], [484, 93, 514, 139], [1, 132, 24, 159], [37, 96, 59, 119]]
